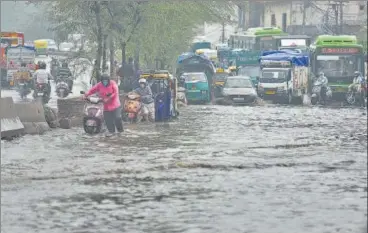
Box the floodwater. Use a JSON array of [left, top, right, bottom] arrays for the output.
[[1, 105, 367, 233]]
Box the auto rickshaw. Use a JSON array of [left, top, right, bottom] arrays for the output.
[[213, 67, 229, 98], [34, 39, 48, 56], [139, 70, 179, 121]]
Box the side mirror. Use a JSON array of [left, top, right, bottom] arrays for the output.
[[48, 77, 51, 81], [80, 91, 85, 94]]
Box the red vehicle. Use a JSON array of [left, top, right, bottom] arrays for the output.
[[0, 32, 24, 47]]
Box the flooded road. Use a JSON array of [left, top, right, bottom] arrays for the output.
[[1, 105, 367, 233]]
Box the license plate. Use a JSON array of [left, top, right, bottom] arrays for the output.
[[86, 120, 96, 126], [9, 81, 13, 86], [233, 97, 244, 101], [336, 87, 344, 92], [266, 90, 275, 94]]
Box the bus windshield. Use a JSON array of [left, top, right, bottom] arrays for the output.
[[259, 37, 274, 50], [316, 55, 362, 77]]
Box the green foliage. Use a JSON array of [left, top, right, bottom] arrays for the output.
[[41, 0, 234, 67]]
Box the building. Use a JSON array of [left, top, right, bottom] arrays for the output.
[[241, 1, 367, 36]]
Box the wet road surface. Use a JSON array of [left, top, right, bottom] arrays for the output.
[[1, 105, 367, 233]]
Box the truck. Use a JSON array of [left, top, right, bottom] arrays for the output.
[[4, 45, 36, 88], [258, 50, 309, 104]]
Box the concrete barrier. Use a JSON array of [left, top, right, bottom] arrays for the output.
[[0, 97, 24, 139], [14, 102, 50, 135], [57, 97, 85, 129]]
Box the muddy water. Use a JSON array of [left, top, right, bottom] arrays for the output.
[[1, 105, 367, 233]]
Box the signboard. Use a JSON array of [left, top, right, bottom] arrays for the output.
[[321, 48, 359, 54], [281, 39, 306, 47], [260, 37, 272, 41], [235, 51, 260, 66]]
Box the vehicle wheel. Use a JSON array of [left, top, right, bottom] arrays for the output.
[[345, 92, 355, 105], [84, 123, 101, 134], [311, 96, 318, 105]]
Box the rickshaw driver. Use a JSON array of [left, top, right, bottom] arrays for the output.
[[134, 78, 155, 122]]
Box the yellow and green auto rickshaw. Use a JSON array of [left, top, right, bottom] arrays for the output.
[[34, 39, 48, 55], [213, 67, 229, 98], [140, 70, 179, 121]]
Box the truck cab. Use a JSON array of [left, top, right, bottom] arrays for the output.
[[258, 67, 292, 101]]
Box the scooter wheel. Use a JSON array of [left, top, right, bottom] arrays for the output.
[[84, 124, 101, 134]]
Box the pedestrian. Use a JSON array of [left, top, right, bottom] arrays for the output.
[[83, 73, 123, 137], [118, 57, 135, 93]]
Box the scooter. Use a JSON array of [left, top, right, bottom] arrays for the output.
[[311, 80, 331, 105], [346, 82, 367, 107], [80, 91, 109, 134], [55, 78, 71, 98], [123, 92, 142, 123]]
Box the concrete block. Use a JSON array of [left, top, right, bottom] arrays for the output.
[[14, 101, 50, 135], [0, 97, 24, 139], [57, 97, 85, 119]]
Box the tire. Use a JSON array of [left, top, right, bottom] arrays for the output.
[[84, 122, 101, 134], [311, 96, 318, 105], [345, 92, 355, 105], [285, 92, 292, 105]]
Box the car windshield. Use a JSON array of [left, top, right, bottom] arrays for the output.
[[238, 66, 260, 77], [225, 78, 253, 88], [260, 70, 288, 83], [182, 73, 207, 82]]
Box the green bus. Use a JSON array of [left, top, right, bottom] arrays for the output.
[[310, 35, 365, 95], [228, 27, 287, 51]]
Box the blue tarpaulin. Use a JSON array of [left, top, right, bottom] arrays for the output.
[[259, 50, 309, 66], [177, 52, 195, 63]]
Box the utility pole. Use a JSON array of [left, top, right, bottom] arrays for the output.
[[339, 0, 343, 34], [302, 1, 306, 29], [222, 21, 225, 43], [332, 3, 339, 35]]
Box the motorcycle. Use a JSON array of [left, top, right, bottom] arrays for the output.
[[55, 78, 70, 98], [345, 81, 367, 106], [311, 80, 331, 105], [80, 91, 109, 134], [16, 80, 32, 99], [32, 79, 51, 104], [123, 92, 142, 123]]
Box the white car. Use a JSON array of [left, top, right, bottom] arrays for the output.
[[59, 42, 74, 52]]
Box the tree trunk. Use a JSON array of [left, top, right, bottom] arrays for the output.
[[94, 1, 103, 81], [102, 34, 108, 72], [121, 42, 126, 65], [109, 35, 114, 78]]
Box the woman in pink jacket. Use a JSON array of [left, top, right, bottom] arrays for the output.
[[83, 74, 123, 137]]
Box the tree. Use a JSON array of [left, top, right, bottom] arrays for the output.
[[41, 0, 235, 71]]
